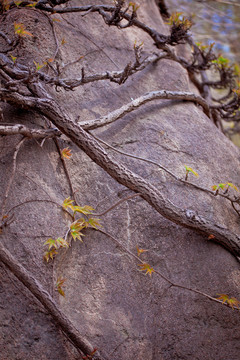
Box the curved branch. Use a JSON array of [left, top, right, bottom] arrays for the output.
[[80, 90, 210, 130], [1, 90, 239, 259]]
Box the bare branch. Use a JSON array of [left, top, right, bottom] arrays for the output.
[[1, 90, 238, 259], [0, 124, 61, 138], [0, 31, 12, 45], [1, 137, 26, 219], [0, 52, 165, 91], [48, 52, 166, 89], [0, 243, 106, 360], [80, 90, 210, 130]]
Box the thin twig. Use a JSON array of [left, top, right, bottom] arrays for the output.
[[1, 137, 26, 219], [92, 134, 239, 208], [93, 193, 141, 217], [95, 228, 240, 310], [53, 137, 76, 201], [6, 199, 73, 221]]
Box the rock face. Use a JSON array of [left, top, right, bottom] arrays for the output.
[[1, 1, 240, 359]]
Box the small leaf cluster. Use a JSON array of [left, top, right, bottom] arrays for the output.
[[212, 182, 239, 195], [216, 294, 240, 309], [212, 55, 230, 68], [167, 12, 192, 45], [167, 12, 192, 31], [14, 22, 33, 38], [129, 2, 140, 13], [44, 197, 101, 262], [43, 237, 69, 262]]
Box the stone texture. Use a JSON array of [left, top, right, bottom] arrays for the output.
[[1, 1, 240, 359]]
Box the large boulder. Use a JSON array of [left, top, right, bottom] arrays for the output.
[[0, 1, 240, 359]]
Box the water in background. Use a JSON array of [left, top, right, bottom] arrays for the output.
[[167, 0, 240, 63]]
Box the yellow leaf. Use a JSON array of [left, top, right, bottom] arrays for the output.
[[227, 183, 239, 192], [70, 219, 86, 241], [138, 263, 155, 276], [10, 54, 17, 63], [136, 246, 148, 257], [184, 165, 199, 177], [56, 278, 66, 297], [73, 205, 94, 215], [228, 297, 240, 310], [44, 237, 57, 250], [33, 60, 45, 71], [14, 0, 22, 7], [216, 294, 229, 304], [216, 294, 240, 309], [61, 147, 72, 159], [62, 197, 75, 211], [87, 217, 101, 229], [43, 248, 58, 262], [3, 0, 11, 11], [26, 1, 39, 7], [14, 22, 33, 37]]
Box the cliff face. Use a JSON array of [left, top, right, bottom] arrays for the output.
[[1, 2, 240, 359]]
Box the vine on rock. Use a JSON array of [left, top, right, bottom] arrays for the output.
[[1, 1, 240, 359]]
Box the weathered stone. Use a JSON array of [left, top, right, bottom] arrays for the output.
[[0, 1, 240, 359]]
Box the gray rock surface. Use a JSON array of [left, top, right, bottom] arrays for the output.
[[1, 1, 240, 359]]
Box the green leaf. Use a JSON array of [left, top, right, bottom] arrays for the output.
[[212, 56, 230, 68], [227, 183, 239, 192], [87, 217, 101, 229], [216, 294, 240, 309], [73, 205, 94, 215], [55, 237, 69, 248], [218, 183, 226, 190], [62, 197, 75, 211], [184, 166, 199, 177], [138, 263, 155, 276], [70, 219, 86, 241], [44, 237, 57, 250], [33, 61, 45, 71], [10, 54, 17, 63]]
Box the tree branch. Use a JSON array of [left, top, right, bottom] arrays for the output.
[[0, 124, 61, 138], [1, 90, 239, 259], [80, 90, 210, 130], [0, 242, 106, 360]]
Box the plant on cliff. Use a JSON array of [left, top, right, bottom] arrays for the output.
[[1, 1, 240, 359]]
